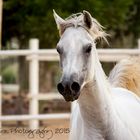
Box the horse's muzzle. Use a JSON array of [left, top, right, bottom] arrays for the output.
[[57, 81, 81, 102]]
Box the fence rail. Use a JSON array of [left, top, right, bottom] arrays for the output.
[[28, 93, 63, 100], [0, 49, 140, 62], [0, 113, 70, 121], [0, 38, 140, 129]]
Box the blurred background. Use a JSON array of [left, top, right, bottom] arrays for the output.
[[0, 0, 140, 139]]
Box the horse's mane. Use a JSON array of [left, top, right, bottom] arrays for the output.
[[109, 57, 140, 97], [60, 12, 108, 43]]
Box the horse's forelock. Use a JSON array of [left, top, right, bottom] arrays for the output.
[[59, 12, 108, 44]]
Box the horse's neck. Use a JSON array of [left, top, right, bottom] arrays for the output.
[[78, 51, 113, 137]]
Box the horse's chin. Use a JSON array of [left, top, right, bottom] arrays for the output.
[[63, 93, 80, 102]]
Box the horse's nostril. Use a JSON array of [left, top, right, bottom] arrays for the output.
[[71, 82, 80, 92], [57, 83, 65, 94]]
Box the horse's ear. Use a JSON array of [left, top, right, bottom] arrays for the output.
[[83, 10, 92, 29], [53, 10, 65, 35]]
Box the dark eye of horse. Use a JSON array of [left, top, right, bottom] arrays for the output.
[[85, 44, 92, 53], [56, 47, 62, 54]]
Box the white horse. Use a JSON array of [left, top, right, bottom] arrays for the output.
[[53, 10, 140, 140]]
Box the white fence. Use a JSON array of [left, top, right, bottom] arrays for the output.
[[0, 38, 140, 129]]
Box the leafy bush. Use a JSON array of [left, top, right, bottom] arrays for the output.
[[2, 65, 17, 84]]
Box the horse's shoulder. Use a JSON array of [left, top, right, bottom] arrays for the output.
[[111, 87, 140, 130], [111, 87, 140, 102], [111, 87, 140, 109]]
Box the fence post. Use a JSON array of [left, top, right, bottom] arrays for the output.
[[29, 39, 39, 129], [0, 76, 2, 128]]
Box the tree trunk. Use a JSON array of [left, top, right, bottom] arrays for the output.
[[0, 0, 2, 49], [17, 40, 28, 126], [39, 62, 53, 93]]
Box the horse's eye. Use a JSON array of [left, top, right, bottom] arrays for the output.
[[56, 47, 62, 54], [85, 44, 92, 53]]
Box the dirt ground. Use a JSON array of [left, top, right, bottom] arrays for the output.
[[0, 119, 70, 140]]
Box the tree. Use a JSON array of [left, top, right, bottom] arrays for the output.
[[3, 0, 140, 48], [0, 0, 2, 49]]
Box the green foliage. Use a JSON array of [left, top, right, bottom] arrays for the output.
[[128, 0, 140, 38], [2, 0, 140, 48], [2, 65, 17, 83]]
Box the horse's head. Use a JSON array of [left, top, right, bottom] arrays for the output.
[[53, 10, 106, 101]]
